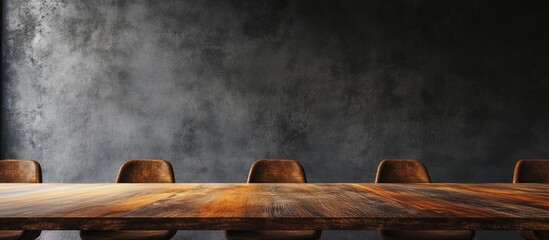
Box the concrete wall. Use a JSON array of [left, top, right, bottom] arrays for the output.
[[2, 0, 549, 239]]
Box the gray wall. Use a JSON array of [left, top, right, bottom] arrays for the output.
[[2, 0, 549, 239]]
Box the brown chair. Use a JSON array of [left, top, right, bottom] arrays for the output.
[[80, 159, 177, 240], [0, 160, 42, 240], [513, 159, 549, 240], [375, 159, 475, 240], [225, 159, 321, 240]]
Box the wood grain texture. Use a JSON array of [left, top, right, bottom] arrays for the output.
[[0, 183, 547, 231]]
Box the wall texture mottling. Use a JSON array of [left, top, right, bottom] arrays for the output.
[[2, 0, 549, 239]]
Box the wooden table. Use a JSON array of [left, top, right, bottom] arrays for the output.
[[0, 183, 547, 230]]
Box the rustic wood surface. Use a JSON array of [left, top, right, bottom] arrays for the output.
[[0, 183, 547, 230]]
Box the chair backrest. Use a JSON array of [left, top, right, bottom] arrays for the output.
[[116, 159, 175, 183], [248, 159, 307, 183], [513, 159, 549, 183], [0, 159, 42, 183], [376, 159, 431, 183]]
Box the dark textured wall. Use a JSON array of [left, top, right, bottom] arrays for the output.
[[2, 0, 549, 239]]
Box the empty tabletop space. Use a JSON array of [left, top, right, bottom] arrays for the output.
[[0, 183, 547, 230]]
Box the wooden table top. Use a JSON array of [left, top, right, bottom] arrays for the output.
[[0, 183, 547, 230]]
